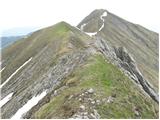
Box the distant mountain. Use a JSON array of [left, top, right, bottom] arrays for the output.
[[0, 10, 159, 119], [0, 36, 24, 49], [0, 27, 41, 49], [1, 27, 40, 36]]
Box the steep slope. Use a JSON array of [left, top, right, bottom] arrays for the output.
[[77, 9, 159, 91], [0, 21, 158, 119]]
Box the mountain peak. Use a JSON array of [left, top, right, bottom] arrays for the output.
[[55, 21, 71, 27], [77, 9, 159, 97], [77, 9, 109, 33], [93, 9, 108, 13], [37, 21, 74, 38]]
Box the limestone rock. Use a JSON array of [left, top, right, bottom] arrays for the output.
[[87, 88, 94, 94]]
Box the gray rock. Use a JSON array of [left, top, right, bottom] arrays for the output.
[[68, 95, 73, 100], [96, 100, 100, 105], [87, 88, 94, 94], [79, 105, 85, 111], [78, 98, 82, 101], [83, 112, 88, 115], [106, 96, 114, 103], [53, 90, 58, 96], [91, 100, 95, 105], [135, 110, 140, 117], [93, 109, 100, 119], [90, 109, 100, 119]]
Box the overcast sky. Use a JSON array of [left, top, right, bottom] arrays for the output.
[[0, 0, 160, 36]]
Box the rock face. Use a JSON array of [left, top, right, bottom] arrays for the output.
[[92, 38, 159, 103], [114, 46, 159, 103], [78, 9, 159, 91]]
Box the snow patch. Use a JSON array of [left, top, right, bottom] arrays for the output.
[[84, 11, 108, 36], [76, 25, 96, 37], [85, 32, 97, 36], [75, 26, 97, 37], [98, 11, 107, 32], [102, 11, 107, 17], [0, 67, 5, 73], [11, 91, 47, 119], [0, 92, 13, 108], [77, 12, 107, 37], [0, 57, 32, 89], [80, 23, 87, 31], [75, 26, 82, 31], [98, 23, 104, 32]]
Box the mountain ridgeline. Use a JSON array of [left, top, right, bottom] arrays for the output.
[[0, 9, 159, 119]]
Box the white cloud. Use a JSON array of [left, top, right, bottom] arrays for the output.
[[0, 0, 159, 33]]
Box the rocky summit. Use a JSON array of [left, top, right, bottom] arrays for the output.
[[0, 9, 159, 119]]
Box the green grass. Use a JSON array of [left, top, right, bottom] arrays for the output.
[[33, 54, 158, 119]]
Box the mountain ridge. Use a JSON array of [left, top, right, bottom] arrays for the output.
[[0, 10, 159, 119]]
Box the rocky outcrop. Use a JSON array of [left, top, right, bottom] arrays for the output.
[[114, 46, 159, 103], [70, 88, 100, 119], [92, 37, 159, 103]]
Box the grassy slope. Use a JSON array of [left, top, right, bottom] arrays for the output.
[[33, 54, 158, 119]]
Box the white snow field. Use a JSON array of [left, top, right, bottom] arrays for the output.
[[11, 91, 47, 119], [0, 92, 13, 108]]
